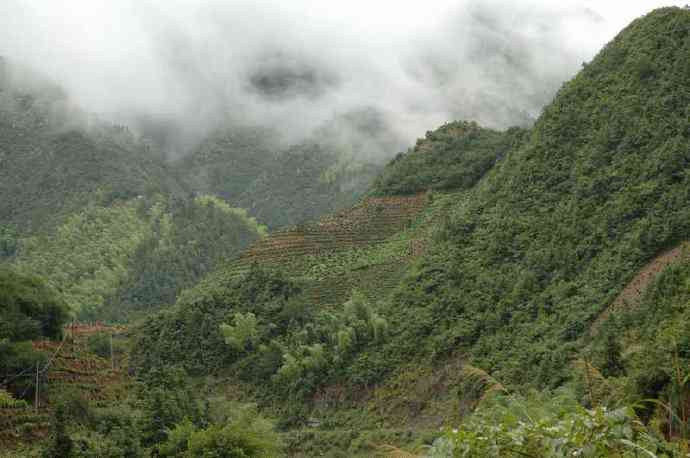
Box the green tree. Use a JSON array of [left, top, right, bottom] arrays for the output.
[[138, 367, 205, 446], [220, 312, 259, 352], [43, 405, 74, 458], [159, 406, 282, 458]]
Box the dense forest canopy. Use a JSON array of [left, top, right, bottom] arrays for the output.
[[1, 5, 689, 458]]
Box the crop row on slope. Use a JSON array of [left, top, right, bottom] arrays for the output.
[[230, 194, 428, 268], [0, 408, 51, 451], [0, 323, 130, 451], [214, 192, 442, 310], [32, 325, 130, 403]]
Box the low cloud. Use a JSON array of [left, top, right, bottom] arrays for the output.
[[1, 0, 682, 159]]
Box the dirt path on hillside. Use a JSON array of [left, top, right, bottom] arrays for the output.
[[591, 242, 688, 333]]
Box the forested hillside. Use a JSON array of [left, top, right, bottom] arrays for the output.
[[130, 7, 690, 456], [366, 4, 690, 384], [369, 121, 527, 196], [0, 63, 266, 319], [0, 64, 183, 233], [175, 110, 387, 230], [2, 6, 690, 458]]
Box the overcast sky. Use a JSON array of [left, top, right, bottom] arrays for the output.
[[1, 0, 685, 157]]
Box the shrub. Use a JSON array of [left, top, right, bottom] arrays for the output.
[[433, 391, 678, 457], [0, 388, 28, 408], [158, 406, 282, 458]]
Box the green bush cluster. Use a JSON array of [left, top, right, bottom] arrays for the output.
[[0, 267, 69, 341], [369, 121, 527, 196], [432, 391, 680, 457], [0, 389, 28, 409], [158, 408, 281, 458], [133, 267, 389, 401], [35, 366, 282, 458]]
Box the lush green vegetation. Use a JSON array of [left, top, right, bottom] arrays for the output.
[[32, 366, 283, 458], [128, 7, 690, 456], [428, 390, 683, 457], [7, 195, 264, 320], [0, 76, 182, 233], [3, 6, 690, 457], [12, 201, 149, 316], [369, 121, 527, 196], [354, 5, 690, 388], [0, 268, 68, 341], [0, 268, 69, 397], [133, 267, 388, 404]]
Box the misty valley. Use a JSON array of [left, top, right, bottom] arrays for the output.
[[1, 3, 690, 457]]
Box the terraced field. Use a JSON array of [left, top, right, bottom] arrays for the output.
[[33, 323, 130, 403], [0, 406, 50, 451], [0, 324, 130, 450], [226, 192, 452, 307]]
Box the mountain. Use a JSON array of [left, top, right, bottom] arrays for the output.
[[131, 6, 690, 455], [0, 57, 388, 321], [376, 4, 690, 386], [0, 62, 183, 233], [2, 6, 690, 457], [368, 121, 528, 196], [174, 110, 390, 230], [0, 61, 266, 319]]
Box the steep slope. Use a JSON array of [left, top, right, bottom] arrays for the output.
[[369, 121, 527, 196], [134, 4, 690, 423], [363, 6, 690, 387]]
